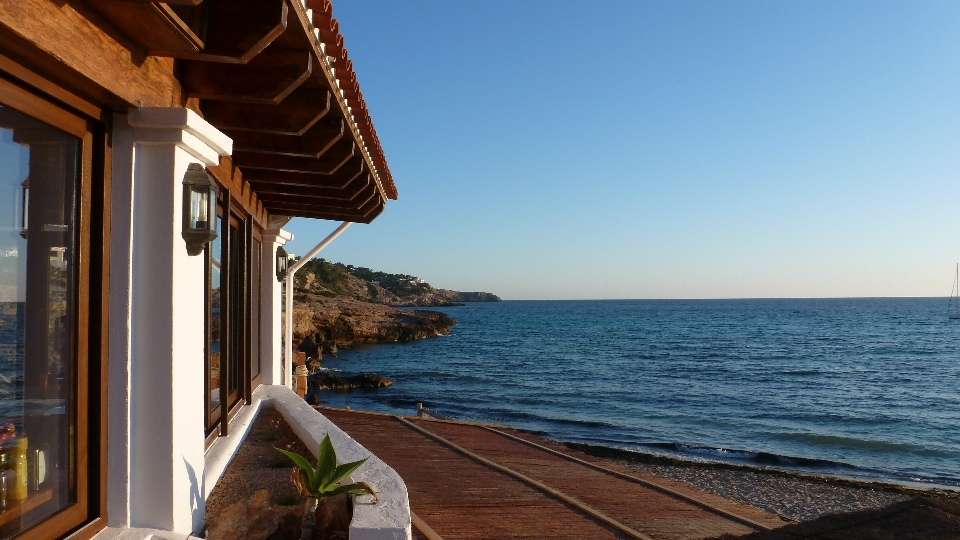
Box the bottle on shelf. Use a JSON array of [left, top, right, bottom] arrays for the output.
[[10, 439, 27, 501]]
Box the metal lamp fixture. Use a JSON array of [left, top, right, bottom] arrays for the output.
[[276, 246, 289, 282], [182, 163, 218, 256]]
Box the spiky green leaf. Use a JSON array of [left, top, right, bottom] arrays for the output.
[[273, 447, 317, 489], [324, 456, 369, 490], [316, 434, 338, 489], [323, 482, 379, 504]]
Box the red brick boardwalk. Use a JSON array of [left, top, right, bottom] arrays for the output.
[[318, 408, 787, 540]]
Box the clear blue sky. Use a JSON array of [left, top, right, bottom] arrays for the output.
[[284, 1, 960, 300]]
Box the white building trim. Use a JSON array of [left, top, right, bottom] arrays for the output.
[[103, 106, 410, 540], [108, 108, 232, 533], [261, 228, 293, 386], [258, 386, 412, 540]]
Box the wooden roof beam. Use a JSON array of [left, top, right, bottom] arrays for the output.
[[262, 198, 384, 224], [172, 0, 289, 63], [262, 195, 381, 220], [127, 0, 204, 6], [240, 157, 366, 190], [248, 171, 370, 199], [257, 187, 377, 210], [227, 117, 344, 157], [231, 143, 354, 175], [84, 0, 203, 55], [183, 48, 312, 104], [200, 88, 331, 136]]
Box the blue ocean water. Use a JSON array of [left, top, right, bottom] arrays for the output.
[[313, 298, 960, 489]]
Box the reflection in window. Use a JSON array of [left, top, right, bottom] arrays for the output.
[[0, 106, 79, 536], [227, 222, 240, 405], [208, 215, 221, 417], [251, 239, 261, 379]]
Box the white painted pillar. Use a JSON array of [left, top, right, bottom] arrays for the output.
[[108, 108, 232, 533], [260, 228, 292, 386]]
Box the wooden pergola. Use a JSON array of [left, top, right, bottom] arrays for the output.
[[86, 0, 397, 223]]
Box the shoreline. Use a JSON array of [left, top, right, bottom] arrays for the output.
[[413, 401, 960, 493], [332, 405, 960, 523], [565, 440, 960, 492], [324, 401, 960, 524], [408, 407, 960, 521], [321, 397, 960, 502], [563, 440, 960, 522]]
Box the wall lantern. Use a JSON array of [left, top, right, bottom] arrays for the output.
[[182, 163, 218, 256], [276, 246, 289, 282], [19, 178, 28, 239]]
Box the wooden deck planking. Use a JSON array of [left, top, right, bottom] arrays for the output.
[[321, 410, 632, 539], [412, 420, 762, 540], [483, 425, 787, 530]]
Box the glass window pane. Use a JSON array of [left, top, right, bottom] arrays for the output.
[[251, 239, 261, 379], [0, 106, 79, 536], [208, 213, 221, 417], [227, 221, 240, 404]]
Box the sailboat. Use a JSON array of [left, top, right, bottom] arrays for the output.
[[949, 264, 960, 319]]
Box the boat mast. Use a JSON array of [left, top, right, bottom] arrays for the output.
[[951, 263, 959, 317]]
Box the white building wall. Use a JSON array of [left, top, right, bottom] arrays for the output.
[[108, 108, 232, 534], [260, 228, 292, 386], [102, 107, 411, 540]]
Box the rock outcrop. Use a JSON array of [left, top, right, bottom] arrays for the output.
[[308, 371, 393, 392], [290, 296, 456, 346], [386, 289, 502, 307], [294, 259, 501, 308], [286, 260, 481, 395]]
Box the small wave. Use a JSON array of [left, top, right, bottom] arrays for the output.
[[640, 442, 857, 470], [771, 432, 951, 457], [404, 371, 486, 383], [479, 409, 615, 429]]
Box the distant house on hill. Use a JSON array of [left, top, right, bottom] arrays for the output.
[[0, 1, 410, 539]]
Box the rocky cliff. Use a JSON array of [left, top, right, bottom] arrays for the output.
[[291, 296, 456, 345], [294, 258, 501, 307], [289, 259, 497, 355]]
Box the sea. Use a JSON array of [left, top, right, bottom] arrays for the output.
[[310, 298, 960, 490]]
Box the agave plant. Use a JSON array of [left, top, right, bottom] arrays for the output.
[[275, 434, 378, 503]]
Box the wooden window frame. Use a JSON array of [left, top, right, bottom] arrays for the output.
[[204, 202, 222, 436], [205, 189, 265, 440], [249, 225, 263, 393], [0, 73, 108, 540]]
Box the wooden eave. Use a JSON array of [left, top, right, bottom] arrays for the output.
[[84, 0, 396, 223]]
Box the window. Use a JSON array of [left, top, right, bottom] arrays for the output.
[[0, 77, 103, 540], [250, 234, 261, 385], [206, 200, 262, 436], [206, 206, 221, 431], [225, 214, 243, 412]]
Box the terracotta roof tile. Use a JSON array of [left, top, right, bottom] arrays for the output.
[[308, 0, 397, 200]]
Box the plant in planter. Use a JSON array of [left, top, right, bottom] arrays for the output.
[[275, 434, 377, 540]]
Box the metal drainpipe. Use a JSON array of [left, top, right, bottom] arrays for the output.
[[283, 221, 352, 387]]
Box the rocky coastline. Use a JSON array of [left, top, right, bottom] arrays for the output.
[[291, 296, 457, 347], [290, 296, 458, 393], [289, 258, 498, 394]]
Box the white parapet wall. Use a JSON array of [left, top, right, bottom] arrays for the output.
[[206, 385, 413, 540]]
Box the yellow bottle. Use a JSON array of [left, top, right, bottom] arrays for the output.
[[11, 439, 27, 501]]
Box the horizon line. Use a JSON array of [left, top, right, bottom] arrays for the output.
[[492, 295, 952, 302]]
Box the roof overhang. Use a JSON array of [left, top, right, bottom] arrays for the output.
[[86, 0, 396, 223]]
